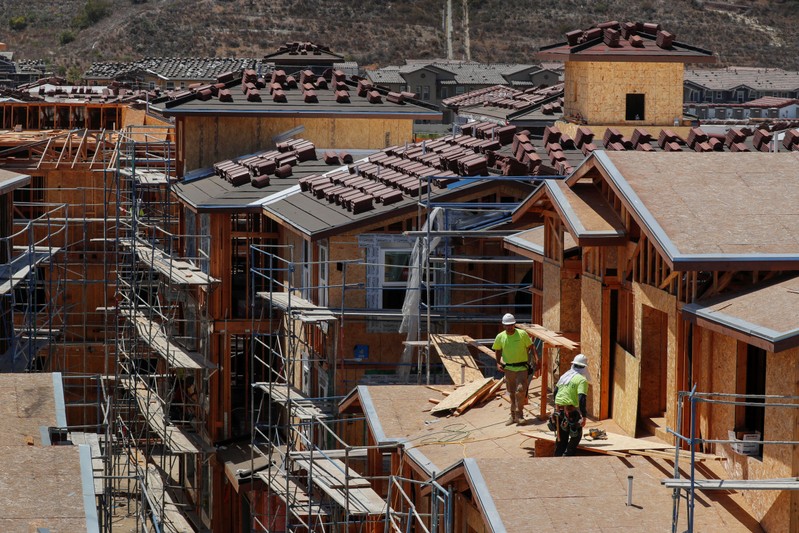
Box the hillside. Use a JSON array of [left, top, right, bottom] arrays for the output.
[[1, 0, 799, 76]]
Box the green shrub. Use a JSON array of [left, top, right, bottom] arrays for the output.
[[74, 0, 111, 29], [9, 16, 28, 31], [59, 31, 76, 45]]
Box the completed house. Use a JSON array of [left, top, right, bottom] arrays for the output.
[[367, 60, 560, 125], [684, 66, 799, 104]]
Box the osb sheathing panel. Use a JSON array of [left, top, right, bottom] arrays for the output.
[[611, 344, 639, 436], [580, 275, 602, 417], [564, 61, 683, 126], [326, 234, 365, 309], [633, 282, 677, 429], [560, 276, 581, 333], [183, 116, 413, 171], [699, 330, 737, 444], [542, 262, 561, 332], [719, 347, 799, 532], [122, 106, 146, 128]]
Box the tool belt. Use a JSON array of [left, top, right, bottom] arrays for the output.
[[551, 405, 583, 436]]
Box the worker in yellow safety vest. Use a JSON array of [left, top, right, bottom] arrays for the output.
[[551, 353, 591, 456], [493, 313, 539, 426]]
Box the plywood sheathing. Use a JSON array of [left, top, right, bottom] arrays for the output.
[[476, 455, 760, 533], [633, 282, 677, 439], [564, 61, 683, 127], [0, 445, 89, 532], [688, 325, 799, 532], [542, 261, 562, 332], [364, 385, 539, 470], [429, 334, 484, 385], [521, 420, 673, 455], [612, 344, 640, 436], [0, 373, 58, 446], [580, 275, 603, 417], [183, 115, 413, 172]]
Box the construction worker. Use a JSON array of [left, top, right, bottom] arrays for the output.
[[552, 353, 590, 456], [493, 313, 537, 425]]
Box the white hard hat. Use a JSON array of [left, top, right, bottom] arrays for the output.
[[572, 353, 588, 367], [501, 313, 516, 325]]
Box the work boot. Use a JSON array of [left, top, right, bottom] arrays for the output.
[[505, 414, 517, 426], [516, 412, 525, 425]]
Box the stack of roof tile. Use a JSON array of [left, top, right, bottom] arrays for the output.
[[297, 121, 531, 215], [213, 138, 316, 189]]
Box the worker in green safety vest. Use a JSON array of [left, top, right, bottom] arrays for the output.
[[551, 353, 591, 456], [493, 313, 538, 426]]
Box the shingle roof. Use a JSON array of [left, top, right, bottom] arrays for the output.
[[538, 21, 716, 64], [442, 84, 564, 115], [84, 57, 262, 81], [684, 67, 799, 92], [368, 61, 543, 87], [263, 42, 343, 62], [152, 70, 441, 119], [366, 66, 404, 85]]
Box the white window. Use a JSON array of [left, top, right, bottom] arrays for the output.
[[379, 249, 411, 309], [422, 85, 430, 100], [455, 86, 465, 95], [714, 91, 723, 101], [318, 240, 329, 307]]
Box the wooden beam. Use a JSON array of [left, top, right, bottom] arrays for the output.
[[659, 271, 679, 290]]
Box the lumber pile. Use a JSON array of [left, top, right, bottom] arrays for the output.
[[430, 334, 485, 385], [428, 377, 503, 416]]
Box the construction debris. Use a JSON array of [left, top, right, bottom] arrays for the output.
[[430, 377, 497, 416]]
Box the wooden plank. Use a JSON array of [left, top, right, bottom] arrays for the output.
[[292, 458, 371, 489], [430, 334, 484, 385], [120, 238, 218, 286], [455, 378, 499, 416], [518, 323, 580, 351], [122, 379, 207, 455], [464, 336, 496, 358], [430, 377, 494, 414], [128, 314, 215, 370], [258, 470, 329, 517], [521, 427, 674, 453], [145, 465, 195, 533], [0, 247, 60, 295]]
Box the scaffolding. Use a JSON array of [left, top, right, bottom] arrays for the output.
[[0, 200, 67, 371], [665, 387, 799, 533], [109, 124, 218, 533], [249, 245, 455, 532]]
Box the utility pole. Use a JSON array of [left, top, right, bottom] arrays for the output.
[[462, 0, 471, 60], [446, 0, 453, 60]]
